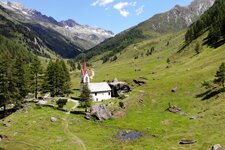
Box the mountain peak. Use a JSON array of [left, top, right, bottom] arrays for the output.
[[59, 19, 80, 27], [146, 0, 216, 33], [6, 1, 25, 10]]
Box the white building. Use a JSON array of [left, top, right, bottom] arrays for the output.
[[80, 60, 112, 102], [88, 82, 111, 102]]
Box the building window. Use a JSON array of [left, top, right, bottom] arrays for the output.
[[108, 92, 111, 95], [95, 93, 97, 96]]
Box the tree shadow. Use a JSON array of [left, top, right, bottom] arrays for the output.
[[196, 87, 225, 100]]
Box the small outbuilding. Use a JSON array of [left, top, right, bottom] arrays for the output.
[[88, 82, 112, 102]]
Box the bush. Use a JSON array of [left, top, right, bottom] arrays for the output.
[[56, 99, 68, 109], [119, 102, 125, 108]]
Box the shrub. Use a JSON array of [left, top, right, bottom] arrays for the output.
[[56, 99, 68, 109]]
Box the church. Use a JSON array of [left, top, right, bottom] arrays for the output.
[[80, 60, 112, 102]]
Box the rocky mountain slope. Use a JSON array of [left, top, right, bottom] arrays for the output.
[[0, 1, 113, 58], [142, 0, 215, 33], [1, 1, 114, 49], [84, 0, 215, 61]]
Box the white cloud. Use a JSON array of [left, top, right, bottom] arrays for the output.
[[129, 2, 137, 7], [120, 10, 130, 17], [136, 5, 144, 16], [92, 0, 114, 7], [114, 2, 129, 10], [113, 2, 130, 17]]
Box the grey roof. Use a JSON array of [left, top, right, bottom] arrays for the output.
[[88, 82, 111, 93]]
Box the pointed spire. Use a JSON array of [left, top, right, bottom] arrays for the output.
[[82, 59, 88, 76], [80, 55, 90, 84]]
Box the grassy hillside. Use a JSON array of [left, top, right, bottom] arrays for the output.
[[1, 26, 225, 149], [0, 5, 81, 58]]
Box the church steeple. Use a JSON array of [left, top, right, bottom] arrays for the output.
[[81, 58, 90, 84]]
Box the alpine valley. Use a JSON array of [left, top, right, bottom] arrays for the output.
[[0, 1, 114, 58], [2, 0, 225, 150]]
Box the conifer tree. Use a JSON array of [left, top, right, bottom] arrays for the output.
[[30, 56, 42, 98], [0, 52, 17, 115], [44, 60, 71, 97], [80, 85, 92, 111], [214, 62, 225, 87], [13, 55, 28, 101]]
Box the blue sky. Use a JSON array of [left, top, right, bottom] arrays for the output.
[[5, 0, 193, 34]]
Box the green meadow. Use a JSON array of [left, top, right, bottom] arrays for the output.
[[1, 30, 225, 150]]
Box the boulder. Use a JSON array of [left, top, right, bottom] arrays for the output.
[[50, 117, 57, 122], [90, 104, 112, 120], [212, 144, 223, 150], [37, 100, 48, 106]]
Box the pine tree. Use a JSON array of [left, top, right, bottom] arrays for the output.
[[214, 62, 225, 87], [59, 60, 71, 95], [44, 60, 71, 97], [0, 52, 17, 115], [80, 85, 92, 111], [30, 56, 42, 98], [13, 55, 28, 101]]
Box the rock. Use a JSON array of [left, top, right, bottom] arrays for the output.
[[37, 100, 48, 106], [43, 93, 50, 99], [166, 105, 181, 113], [90, 104, 112, 120], [139, 90, 145, 93], [50, 117, 57, 122], [32, 99, 39, 103], [8, 119, 13, 123], [135, 68, 142, 72], [84, 113, 91, 120], [3, 123, 10, 127], [171, 87, 178, 92], [179, 140, 196, 144], [212, 144, 223, 150], [0, 135, 8, 141], [133, 80, 146, 86], [189, 116, 204, 120]]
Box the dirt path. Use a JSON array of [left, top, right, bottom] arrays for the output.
[[90, 69, 95, 79], [63, 100, 86, 150]]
